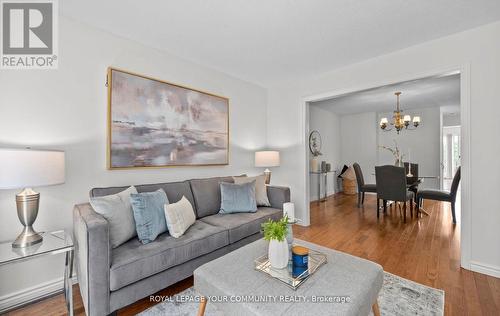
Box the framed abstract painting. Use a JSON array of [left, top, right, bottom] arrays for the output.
[[107, 67, 229, 169]]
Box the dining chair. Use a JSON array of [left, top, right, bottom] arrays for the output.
[[353, 163, 377, 207], [417, 166, 461, 223], [404, 162, 420, 203], [375, 165, 414, 222]]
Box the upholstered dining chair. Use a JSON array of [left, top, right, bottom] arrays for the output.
[[417, 166, 461, 223], [375, 165, 414, 222], [353, 163, 377, 207]]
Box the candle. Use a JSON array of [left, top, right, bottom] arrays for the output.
[[283, 202, 295, 221], [408, 149, 412, 176]]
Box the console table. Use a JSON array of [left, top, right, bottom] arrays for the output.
[[310, 171, 336, 203], [0, 230, 74, 315]]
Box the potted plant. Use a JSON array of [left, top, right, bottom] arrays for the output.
[[262, 215, 289, 269]]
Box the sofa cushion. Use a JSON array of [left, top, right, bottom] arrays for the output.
[[190, 176, 234, 218], [130, 189, 169, 244], [200, 207, 283, 244], [219, 181, 258, 214], [89, 186, 138, 248], [90, 181, 196, 212], [234, 175, 271, 206], [109, 220, 228, 291], [164, 196, 196, 238]]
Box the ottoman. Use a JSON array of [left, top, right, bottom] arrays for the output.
[[194, 238, 383, 316]]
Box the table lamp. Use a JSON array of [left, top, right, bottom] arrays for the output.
[[0, 148, 65, 248], [255, 151, 280, 184]]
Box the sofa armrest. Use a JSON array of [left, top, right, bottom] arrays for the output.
[[73, 203, 110, 316], [266, 185, 291, 209]]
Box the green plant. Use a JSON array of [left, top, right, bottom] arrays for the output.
[[261, 215, 289, 242]]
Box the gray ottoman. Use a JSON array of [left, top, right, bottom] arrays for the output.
[[194, 238, 383, 316]]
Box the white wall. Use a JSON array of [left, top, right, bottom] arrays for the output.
[[443, 113, 461, 126], [267, 21, 500, 277], [0, 17, 268, 304], [377, 107, 441, 189], [339, 112, 378, 184], [308, 105, 340, 200]]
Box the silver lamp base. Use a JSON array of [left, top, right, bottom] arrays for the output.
[[264, 168, 271, 185], [12, 188, 43, 248], [12, 226, 43, 248]]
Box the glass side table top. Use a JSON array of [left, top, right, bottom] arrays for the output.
[[254, 247, 327, 290], [0, 230, 73, 266]]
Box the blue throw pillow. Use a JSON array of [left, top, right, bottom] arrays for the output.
[[219, 181, 257, 214], [130, 189, 169, 244]]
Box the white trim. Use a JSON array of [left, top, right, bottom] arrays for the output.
[[299, 98, 311, 226], [439, 109, 444, 190], [300, 63, 472, 270], [0, 276, 77, 313], [470, 261, 500, 278], [459, 63, 472, 271]]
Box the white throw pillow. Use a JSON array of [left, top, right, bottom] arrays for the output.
[[233, 175, 271, 206], [89, 186, 138, 248], [164, 196, 196, 238]]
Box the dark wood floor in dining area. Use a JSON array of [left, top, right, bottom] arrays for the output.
[[7, 193, 500, 315]]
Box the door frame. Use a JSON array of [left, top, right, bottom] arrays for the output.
[[301, 63, 472, 270], [442, 125, 461, 189]]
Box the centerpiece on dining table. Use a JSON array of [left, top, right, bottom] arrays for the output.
[[379, 139, 406, 167]]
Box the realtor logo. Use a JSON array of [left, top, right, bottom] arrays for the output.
[[1, 0, 58, 69]]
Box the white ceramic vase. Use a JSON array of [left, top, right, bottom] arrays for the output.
[[268, 239, 289, 269]]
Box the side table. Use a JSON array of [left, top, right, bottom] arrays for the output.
[[310, 171, 336, 202], [0, 230, 74, 315]]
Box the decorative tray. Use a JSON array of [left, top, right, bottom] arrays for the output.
[[254, 247, 327, 290]]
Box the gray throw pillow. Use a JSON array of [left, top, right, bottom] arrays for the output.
[[89, 186, 138, 248], [219, 181, 258, 214], [130, 189, 169, 244], [233, 175, 271, 206]]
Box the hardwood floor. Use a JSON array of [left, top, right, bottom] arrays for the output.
[[294, 193, 500, 316], [5, 277, 194, 316], [6, 193, 500, 315]]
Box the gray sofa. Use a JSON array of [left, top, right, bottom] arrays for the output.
[[73, 176, 290, 316]]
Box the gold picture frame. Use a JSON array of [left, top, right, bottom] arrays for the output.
[[107, 67, 230, 169]]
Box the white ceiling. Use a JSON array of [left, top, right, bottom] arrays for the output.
[[312, 73, 460, 115], [61, 1, 500, 86]]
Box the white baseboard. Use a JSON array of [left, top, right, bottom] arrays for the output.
[[470, 261, 500, 278], [0, 276, 77, 313]]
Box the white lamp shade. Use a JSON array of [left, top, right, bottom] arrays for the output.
[[380, 117, 388, 125], [403, 115, 411, 122], [0, 149, 65, 189], [255, 151, 280, 167], [413, 116, 421, 123]]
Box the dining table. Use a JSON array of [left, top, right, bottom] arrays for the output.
[[371, 172, 440, 216]]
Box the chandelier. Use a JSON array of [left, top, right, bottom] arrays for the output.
[[379, 92, 420, 134]]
